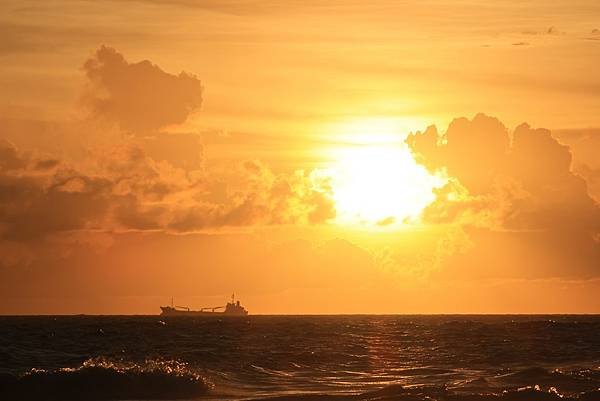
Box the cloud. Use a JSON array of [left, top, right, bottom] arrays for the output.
[[166, 161, 335, 231], [0, 47, 334, 259], [0, 166, 113, 242], [0, 139, 26, 171], [574, 164, 600, 202], [0, 139, 334, 258], [82, 46, 203, 133], [407, 113, 600, 278], [141, 133, 204, 170], [553, 128, 600, 201], [504, 123, 598, 232], [407, 114, 510, 195]]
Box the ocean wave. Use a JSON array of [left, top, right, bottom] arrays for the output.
[[240, 366, 600, 401], [0, 358, 209, 400], [490, 366, 600, 394], [1, 361, 600, 401], [246, 384, 600, 401]]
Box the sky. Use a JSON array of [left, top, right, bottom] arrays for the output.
[[0, 0, 599, 314]]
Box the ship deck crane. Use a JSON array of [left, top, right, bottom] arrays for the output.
[[200, 306, 225, 312]]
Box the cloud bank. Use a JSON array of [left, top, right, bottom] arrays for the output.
[[0, 46, 335, 268], [407, 113, 600, 278], [1, 47, 598, 285], [0, 141, 333, 242]]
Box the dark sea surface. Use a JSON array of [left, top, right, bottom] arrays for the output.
[[1, 315, 600, 401]]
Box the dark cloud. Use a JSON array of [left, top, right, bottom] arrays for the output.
[[0, 171, 112, 241], [83, 46, 203, 133], [407, 114, 510, 195], [114, 200, 167, 231], [574, 164, 600, 202], [0, 139, 25, 171], [0, 140, 334, 253], [504, 123, 598, 232], [553, 128, 600, 201], [33, 158, 60, 171], [407, 113, 600, 278]]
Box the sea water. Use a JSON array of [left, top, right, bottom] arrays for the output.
[[1, 315, 599, 400]]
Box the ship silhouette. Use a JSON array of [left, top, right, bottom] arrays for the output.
[[160, 293, 248, 316]]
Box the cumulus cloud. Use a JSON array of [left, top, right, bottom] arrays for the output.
[[0, 139, 334, 257], [575, 164, 600, 202], [553, 128, 600, 202], [407, 113, 600, 277], [0, 163, 112, 242], [83, 46, 203, 133], [166, 160, 335, 232], [407, 114, 510, 195]]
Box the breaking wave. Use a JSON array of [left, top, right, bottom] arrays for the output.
[[0, 358, 209, 401], [246, 385, 600, 401], [1, 360, 600, 401]]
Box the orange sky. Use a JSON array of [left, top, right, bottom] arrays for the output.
[[0, 0, 599, 314]]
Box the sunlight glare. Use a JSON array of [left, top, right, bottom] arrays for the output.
[[322, 120, 446, 227]]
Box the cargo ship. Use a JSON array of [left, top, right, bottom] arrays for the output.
[[160, 294, 248, 316]]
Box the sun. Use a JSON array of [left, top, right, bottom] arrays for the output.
[[321, 119, 445, 227]]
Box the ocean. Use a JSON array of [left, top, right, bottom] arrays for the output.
[[0, 315, 599, 400]]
